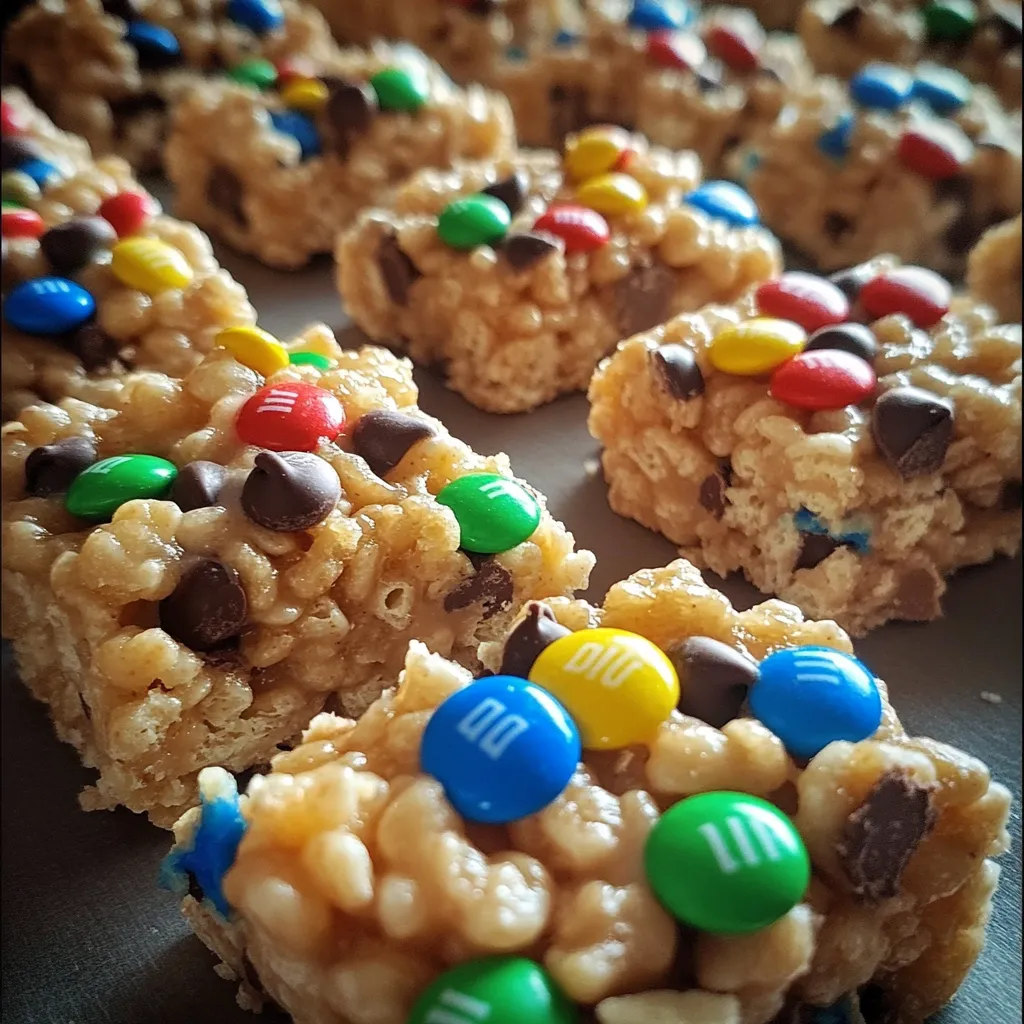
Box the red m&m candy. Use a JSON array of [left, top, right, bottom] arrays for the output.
[[1, 208, 45, 239], [236, 382, 344, 452], [770, 349, 877, 410], [755, 272, 849, 333], [646, 30, 707, 71], [1, 100, 27, 136], [98, 190, 160, 238], [532, 204, 610, 254], [896, 121, 973, 181], [703, 22, 763, 73], [860, 266, 951, 328]]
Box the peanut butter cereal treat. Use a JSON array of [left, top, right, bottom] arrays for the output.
[[741, 64, 1022, 278], [2, 94, 255, 419], [162, 560, 1012, 1024], [799, 0, 1023, 111], [336, 127, 781, 413], [589, 263, 1022, 635], [164, 45, 515, 269], [967, 214, 1023, 325], [4, 0, 341, 171], [1, 328, 593, 824]]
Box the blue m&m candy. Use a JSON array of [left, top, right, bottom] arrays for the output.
[[269, 110, 321, 160], [227, 0, 285, 36], [628, 0, 694, 32], [683, 181, 759, 227], [420, 675, 580, 824], [817, 112, 854, 160], [553, 29, 579, 46], [749, 646, 882, 760], [124, 21, 182, 69], [16, 158, 61, 189], [911, 64, 972, 115], [850, 63, 914, 111], [4, 277, 96, 335]]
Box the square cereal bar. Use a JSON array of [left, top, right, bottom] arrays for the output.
[[1, 330, 593, 824], [967, 214, 1023, 325], [2, 90, 254, 419], [336, 128, 781, 413], [588, 262, 1022, 634], [163, 560, 1011, 1024], [165, 44, 515, 268]]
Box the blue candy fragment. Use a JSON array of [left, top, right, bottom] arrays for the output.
[[269, 110, 321, 160], [505, 45, 527, 61], [817, 112, 854, 161], [16, 158, 61, 189], [628, 0, 694, 32], [227, 0, 285, 36], [553, 29, 579, 46], [160, 768, 247, 919], [124, 21, 182, 65], [793, 507, 870, 553], [4, 277, 96, 335], [683, 180, 759, 227], [850, 62, 914, 110], [911, 64, 972, 115]]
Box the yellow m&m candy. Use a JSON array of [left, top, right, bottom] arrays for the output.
[[215, 325, 289, 377], [564, 125, 632, 182], [111, 237, 193, 294], [576, 172, 648, 217], [708, 317, 806, 376], [528, 627, 679, 749], [280, 78, 329, 113]]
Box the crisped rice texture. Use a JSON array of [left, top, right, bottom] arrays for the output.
[[967, 215, 1023, 326], [1, 333, 593, 823], [336, 143, 781, 413], [165, 44, 516, 268], [587, 287, 1022, 635], [171, 561, 1010, 1024]]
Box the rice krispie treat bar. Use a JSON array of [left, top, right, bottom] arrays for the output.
[[967, 214, 1022, 325], [799, 0, 1023, 111], [4, 0, 342, 171], [165, 44, 515, 268], [741, 65, 1022, 277], [2, 89, 254, 419], [336, 127, 782, 413], [163, 560, 1012, 1024], [588, 262, 1022, 635], [1, 331, 593, 824]]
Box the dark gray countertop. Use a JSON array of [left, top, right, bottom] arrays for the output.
[[2, 247, 1021, 1024]]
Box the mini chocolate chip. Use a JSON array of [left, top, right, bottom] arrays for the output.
[[651, 344, 704, 400], [377, 231, 420, 305], [241, 451, 341, 531], [828, 263, 876, 302], [502, 231, 560, 271], [895, 566, 943, 621], [549, 83, 589, 142], [102, 0, 138, 19], [351, 408, 436, 478], [68, 322, 121, 371], [612, 261, 677, 338], [872, 386, 954, 480], [443, 559, 514, 620], [1000, 479, 1022, 511], [323, 78, 378, 158], [796, 533, 840, 570], [481, 171, 528, 217], [499, 601, 571, 677], [205, 166, 247, 228], [669, 635, 759, 728], [39, 216, 118, 277], [804, 323, 878, 363], [1, 137, 43, 171], [170, 460, 228, 511], [159, 559, 248, 651], [698, 473, 727, 519], [24, 437, 97, 496], [829, 2, 864, 31], [823, 212, 854, 242], [837, 770, 937, 903]]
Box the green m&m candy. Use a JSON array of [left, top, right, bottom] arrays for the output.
[[437, 195, 511, 250], [66, 454, 178, 521], [437, 472, 541, 554], [288, 350, 333, 371], [369, 66, 428, 113], [228, 57, 278, 90], [644, 791, 810, 934], [923, 0, 978, 40], [408, 957, 577, 1024]]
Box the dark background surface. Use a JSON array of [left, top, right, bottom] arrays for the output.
[[2, 223, 1022, 1024]]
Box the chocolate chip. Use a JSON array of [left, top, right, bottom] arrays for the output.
[[323, 78, 378, 158], [1000, 480, 1022, 511], [612, 261, 677, 338], [669, 635, 758, 728], [499, 601, 571, 677], [351, 408, 436, 478], [549, 83, 589, 142], [1, 137, 43, 171], [828, 263, 876, 302], [39, 216, 118, 277], [481, 171, 528, 217], [804, 323, 878, 363], [24, 437, 97, 496], [502, 231, 560, 271], [796, 533, 840, 570], [872, 386, 954, 480], [837, 770, 937, 903], [829, 2, 864, 31], [651, 344, 704, 400], [68, 322, 121, 371], [698, 473, 727, 519], [205, 166, 247, 228], [895, 566, 943, 621], [241, 451, 341, 531], [159, 559, 248, 651], [823, 212, 854, 243], [170, 460, 228, 511], [444, 559, 514, 620], [377, 231, 420, 305]]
